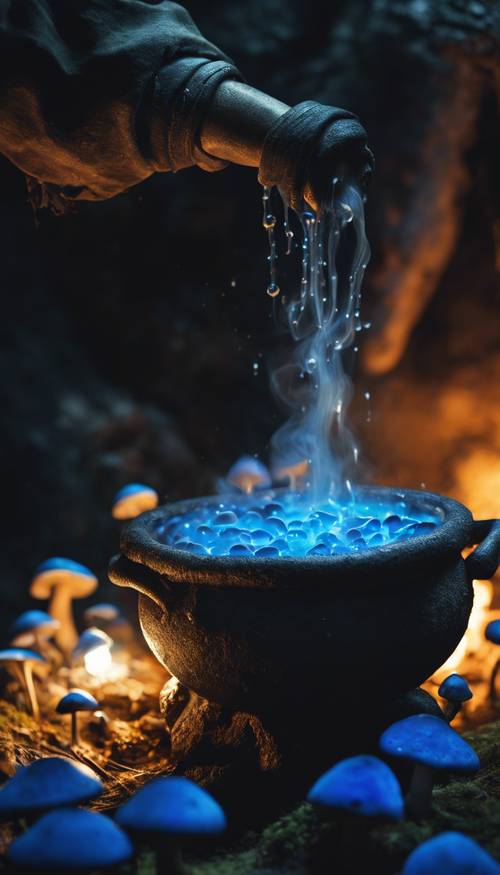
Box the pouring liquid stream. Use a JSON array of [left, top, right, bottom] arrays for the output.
[[264, 180, 371, 503]]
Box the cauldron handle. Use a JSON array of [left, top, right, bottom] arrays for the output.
[[108, 553, 168, 610], [465, 520, 500, 580]]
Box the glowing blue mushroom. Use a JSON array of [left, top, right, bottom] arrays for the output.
[[56, 689, 99, 747], [402, 831, 500, 875], [112, 483, 159, 520], [307, 755, 404, 821], [485, 619, 500, 701], [438, 674, 473, 723], [8, 807, 132, 870], [9, 610, 60, 652], [30, 558, 98, 661], [0, 756, 102, 818], [380, 714, 479, 820], [116, 775, 226, 872]]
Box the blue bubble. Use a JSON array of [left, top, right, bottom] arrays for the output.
[[308, 544, 330, 556], [214, 511, 238, 526], [251, 529, 273, 545], [230, 544, 253, 557], [255, 546, 280, 558], [265, 517, 287, 536]]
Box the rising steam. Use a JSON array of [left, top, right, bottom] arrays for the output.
[[267, 182, 370, 501]]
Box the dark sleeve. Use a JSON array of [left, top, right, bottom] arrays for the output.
[[0, 0, 243, 200]]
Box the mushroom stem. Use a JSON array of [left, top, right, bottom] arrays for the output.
[[489, 659, 499, 701], [22, 663, 40, 722], [155, 840, 184, 875], [71, 713, 79, 747], [405, 763, 435, 821], [49, 585, 78, 662], [444, 702, 460, 723]]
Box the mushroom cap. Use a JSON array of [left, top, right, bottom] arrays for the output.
[[112, 483, 159, 520], [438, 674, 473, 704], [30, 558, 97, 600], [7, 807, 132, 870], [0, 648, 46, 666], [56, 689, 99, 715], [10, 610, 60, 644], [401, 831, 500, 874], [307, 755, 404, 820], [485, 619, 500, 645], [0, 757, 102, 816], [116, 776, 227, 836], [72, 628, 112, 661], [380, 714, 480, 772], [83, 603, 120, 624], [226, 456, 271, 490]]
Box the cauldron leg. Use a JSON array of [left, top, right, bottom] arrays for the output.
[[158, 687, 442, 826]]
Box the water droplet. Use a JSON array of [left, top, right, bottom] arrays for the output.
[[306, 357, 317, 372], [263, 214, 277, 230], [267, 283, 280, 298], [230, 279, 236, 288], [364, 391, 371, 401]]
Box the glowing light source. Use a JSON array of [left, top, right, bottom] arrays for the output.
[[84, 644, 113, 680]]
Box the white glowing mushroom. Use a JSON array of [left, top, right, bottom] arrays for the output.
[[0, 648, 46, 721], [72, 628, 113, 680], [30, 558, 98, 662], [111, 483, 159, 520]]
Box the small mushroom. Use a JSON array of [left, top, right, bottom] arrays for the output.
[[30, 558, 98, 661], [72, 627, 113, 679], [112, 483, 159, 520], [438, 673, 473, 723], [379, 714, 479, 820], [307, 754, 404, 821], [226, 456, 271, 493], [56, 689, 99, 747], [401, 830, 500, 874], [83, 603, 119, 629], [116, 775, 227, 874], [8, 807, 132, 870], [0, 648, 46, 721], [9, 610, 60, 654], [0, 756, 102, 819], [485, 619, 500, 701]]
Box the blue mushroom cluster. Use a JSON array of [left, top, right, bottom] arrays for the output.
[[0, 758, 227, 872], [158, 492, 440, 558]]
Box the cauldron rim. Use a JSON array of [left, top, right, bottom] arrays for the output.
[[116, 486, 474, 590]]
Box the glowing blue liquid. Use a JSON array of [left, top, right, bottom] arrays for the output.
[[158, 493, 440, 558]]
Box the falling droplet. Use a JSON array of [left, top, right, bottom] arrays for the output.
[[267, 283, 280, 298], [263, 214, 277, 230], [306, 357, 317, 372]]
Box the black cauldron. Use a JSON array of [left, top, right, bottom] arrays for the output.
[[109, 487, 500, 717]]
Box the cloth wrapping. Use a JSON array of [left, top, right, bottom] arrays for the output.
[[0, 0, 243, 201], [258, 100, 374, 211]]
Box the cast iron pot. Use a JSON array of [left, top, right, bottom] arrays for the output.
[[109, 487, 500, 717]]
